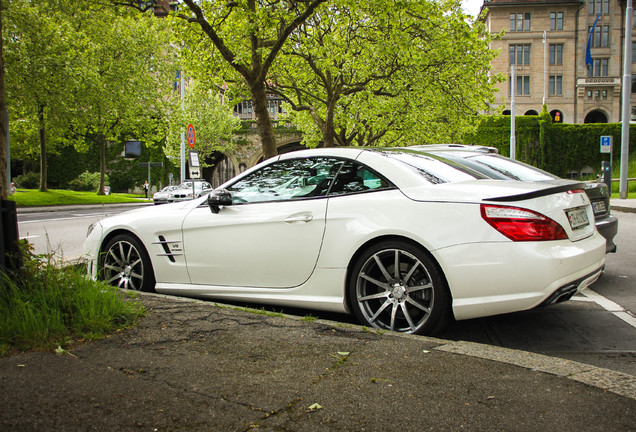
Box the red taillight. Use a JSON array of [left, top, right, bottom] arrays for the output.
[[480, 204, 568, 241]]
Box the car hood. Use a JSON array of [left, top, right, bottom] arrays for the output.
[[97, 200, 196, 229], [400, 179, 584, 203]]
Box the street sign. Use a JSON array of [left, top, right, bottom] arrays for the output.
[[186, 124, 196, 149], [600, 136, 612, 154], [188, 150, 200, 168], [188, 150, 200, 179]]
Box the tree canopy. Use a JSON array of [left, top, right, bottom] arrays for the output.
[[269, 0, 500, 148], [4, 0, 177, 193], [164, 0, 328, 159]]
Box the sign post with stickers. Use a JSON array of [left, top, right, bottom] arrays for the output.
[[600, 136, 612, 188], [188, 150, 201, 179]]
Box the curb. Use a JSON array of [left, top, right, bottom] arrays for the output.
[[611, 205, 636, 214]]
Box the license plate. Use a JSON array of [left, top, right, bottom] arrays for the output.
[[566, 207, 589, 230], [592, 200, 606, 214]]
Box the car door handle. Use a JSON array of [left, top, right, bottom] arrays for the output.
[[284, 214, 313, 223]]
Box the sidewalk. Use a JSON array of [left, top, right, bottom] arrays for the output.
[[1, 293, 635, 431], [611, 198, 636, 213]]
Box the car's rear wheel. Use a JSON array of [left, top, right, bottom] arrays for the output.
[[348, 240, 450, 335], [100, 234, 155, 292]]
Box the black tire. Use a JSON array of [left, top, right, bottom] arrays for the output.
[[100, 234, 156, 292], [348, 240, 451, 335]]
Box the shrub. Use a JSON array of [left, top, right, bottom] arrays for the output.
[[14, 172, 40, 189], [68, 171, 109, 192]]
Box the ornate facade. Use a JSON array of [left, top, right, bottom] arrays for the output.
[[482, 0, 636, 123]]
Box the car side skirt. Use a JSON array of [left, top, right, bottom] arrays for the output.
[[154, 267, 350, 314]]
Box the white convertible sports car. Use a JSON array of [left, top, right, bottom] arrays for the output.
[[84, 147, 606, 335]]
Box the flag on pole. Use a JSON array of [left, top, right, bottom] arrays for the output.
[[586, 14, 601, 68]]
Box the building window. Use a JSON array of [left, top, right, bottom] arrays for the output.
[[549, 44, 563, 65], [589, 0, 609, 15], [509, 44, 530, 66], [602, 90, 608, 99], [589, 26, 609, 47], [510, 76, 530, 96], [632, 74, 636, 93], [632, 106, 636, 121], [588, 58, 609, 77], [549, 75, 562, 95], [510, 13, 531, 31], [550, 12, 563, 30], [633, 43, 636, 63]]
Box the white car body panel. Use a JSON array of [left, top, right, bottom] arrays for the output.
[[83, 147, 607, 328], [182, 198, 328, 287]]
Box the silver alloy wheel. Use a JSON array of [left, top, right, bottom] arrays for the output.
[[355, 248, 435, 333], [102, 239, 145, 291]]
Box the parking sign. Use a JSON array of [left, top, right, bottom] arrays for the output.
[[600, 136, 612, 154]]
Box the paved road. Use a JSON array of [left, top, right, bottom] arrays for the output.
[[17, 203, 151, 262], [15, 203, 636, 376]]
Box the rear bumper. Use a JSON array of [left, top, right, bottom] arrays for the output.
[[436, 232, 607, 321], [595, 215, 618, 253], [539, 265, 604, 306]]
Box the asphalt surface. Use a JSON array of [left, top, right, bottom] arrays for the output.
[[1, 198, 635, 431]]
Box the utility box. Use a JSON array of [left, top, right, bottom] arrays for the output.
[[601, 160, 612, 189]]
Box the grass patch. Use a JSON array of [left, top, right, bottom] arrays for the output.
[[7, 188, 148, 207], [0, 242, 145, 355], [608, 158, 636, 198], [215, 303, 286, 319]]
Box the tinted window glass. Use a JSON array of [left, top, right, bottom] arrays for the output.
[[426, 152, 556, 181], [467, 154, 557, 181], [329, 161, 392, 196], [227, 158, 342, 203], [380, 150, 487, 183]]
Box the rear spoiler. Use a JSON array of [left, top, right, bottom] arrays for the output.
[[484, 182, 586, 203]]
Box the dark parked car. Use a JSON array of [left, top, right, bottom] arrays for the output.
[[420, 144, 617, 253]]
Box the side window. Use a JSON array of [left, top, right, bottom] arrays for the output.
[[329, 161, 393, 196], [226, 157, 343, 204]]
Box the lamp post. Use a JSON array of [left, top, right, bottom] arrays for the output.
[[620, 0, 633, 199]]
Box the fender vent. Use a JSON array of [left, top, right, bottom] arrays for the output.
[[152, 235, 183, 263]]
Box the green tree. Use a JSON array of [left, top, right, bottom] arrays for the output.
[[270, 0, 500, 148], [164, 79, 240, 164], [164, 0, 327, 160], [4, 0, 78, 191], [64, 3, 175, 194], [0, 2, 7, 199]]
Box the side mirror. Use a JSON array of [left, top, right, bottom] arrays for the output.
[[207, 189, 232, 214]]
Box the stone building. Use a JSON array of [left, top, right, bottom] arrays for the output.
[[481, 0, 636, 123]]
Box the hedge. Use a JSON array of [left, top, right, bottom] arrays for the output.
[[463, 108, 635, 178]]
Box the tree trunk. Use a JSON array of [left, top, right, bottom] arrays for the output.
[[250, 80, 277, 160], [98, 133, 106, 195], [0, 6, 7, 200], [323, 98, 337, 147], [38, 104, 47, 192]]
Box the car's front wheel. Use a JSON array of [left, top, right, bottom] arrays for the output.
[[348, 240, 450, 335], [100, 234, 155, 292]]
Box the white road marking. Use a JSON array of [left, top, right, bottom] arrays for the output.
[[580, 287, 636, 330]]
